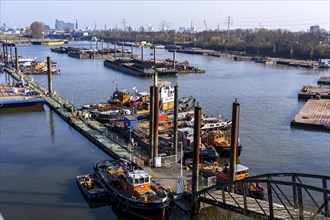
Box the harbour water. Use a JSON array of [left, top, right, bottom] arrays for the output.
[[0, 42, 329, 220]]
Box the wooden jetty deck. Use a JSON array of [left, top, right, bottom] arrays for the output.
[[200, 190, 329, 220], [298, 85, 330, 99], [0, 83, 45, 106], [318, 76, 330, 85], [291, 99, 330, 131]]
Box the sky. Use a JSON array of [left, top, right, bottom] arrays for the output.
[[1, 0, 329, 32]]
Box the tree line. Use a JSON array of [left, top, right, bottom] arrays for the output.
[[26, 21, 330, 60]]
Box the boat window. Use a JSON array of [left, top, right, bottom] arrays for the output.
[[139, 178, 145, 184], [134, 178, 139, 185], [145, 177, 149, 183]]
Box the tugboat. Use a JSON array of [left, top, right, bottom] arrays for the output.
[[202, 161, 264, 199], [76, 173, 108, 200], [202, 130, 242, 158], [94, 159, 170, 220]]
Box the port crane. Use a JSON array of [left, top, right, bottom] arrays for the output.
[[203, 20, 208, 31]]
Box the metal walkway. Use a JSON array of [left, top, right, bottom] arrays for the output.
[[197, 173, 330, 219]]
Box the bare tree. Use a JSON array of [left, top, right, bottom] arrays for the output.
[[30, 21, 45, 39]]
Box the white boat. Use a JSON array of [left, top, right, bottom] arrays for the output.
[[318, 59, 330, 68]]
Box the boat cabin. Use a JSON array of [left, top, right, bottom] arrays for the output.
[[158, 82, 174, 110], [112, 90, 131, 105], [204, 131, 230, 147], [126, 170, 157, 201]]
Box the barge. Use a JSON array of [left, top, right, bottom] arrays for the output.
[[104, 59, 177, 77]]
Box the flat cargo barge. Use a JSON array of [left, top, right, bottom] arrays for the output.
[[318, 76, 330, 85], [0, 83, 45, 107], [291, 99, 330, 131], [104, 59, 177, 77], [298, 85, 330, 99]]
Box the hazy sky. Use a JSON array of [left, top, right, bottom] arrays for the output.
[[1, 0, 329, 32]]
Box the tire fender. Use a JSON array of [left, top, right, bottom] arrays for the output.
[[121, 200, 129, 212]]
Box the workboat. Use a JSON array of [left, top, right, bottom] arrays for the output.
[[94, 159, 170, 220], [97, 109, 132, 122], [202, 162, 264, 199], [76, 173, 108, 200], [108, 82, 195, 112], [202, 130, 242, 158]]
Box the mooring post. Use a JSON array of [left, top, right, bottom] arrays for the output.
[[131, 45, 134, 59], [1, 44, 5, 61], [149, 86, 155, 163], [10, 45, 13, 64], [90, 40, 92, 49], [191, 106, 201, 214], [173, 84, 179, 158], [15, 47, 18, 70], [114, 43, 117, 59], [141, 46, 144, 61], [47, 56, 52, 96], [229, 99, 240, 183], [101, 40, 103, 50], [153, 85, 159, 160], [153, 45, 156, 64], [5, 44, 8, 63], [122, 43, 124, 59], [173, 49, 176, 69]]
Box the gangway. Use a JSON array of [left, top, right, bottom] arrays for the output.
[[197, 173, 330, 219]]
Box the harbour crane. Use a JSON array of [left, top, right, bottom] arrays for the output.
[[203, 20, 208, 31]]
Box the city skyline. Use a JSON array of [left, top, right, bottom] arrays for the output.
[[1, 0, 329, 32]]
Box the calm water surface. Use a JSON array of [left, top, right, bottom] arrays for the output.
[[0, 42, 329, 220]]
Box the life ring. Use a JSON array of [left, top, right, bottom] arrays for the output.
[[121, 200, 129, 212], [111, 193, 117, 203], [213, 162, 218, 167], [115, 197, 122, 208]]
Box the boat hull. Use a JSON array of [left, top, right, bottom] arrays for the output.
[[215, 144, 242, 158], [94, 159, 170, 220]]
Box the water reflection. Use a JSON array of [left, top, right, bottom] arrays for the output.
[[49, 110, 55, 143], [0, 104, 44, 115]]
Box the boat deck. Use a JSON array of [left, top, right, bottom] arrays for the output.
[[291, 99, 330, 131]]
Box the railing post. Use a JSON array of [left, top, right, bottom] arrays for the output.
[[297, 185, 304, 220], [222, 185, 226, 204], [267, 181, 274, 219], [292, 174, 298, 209], [323, 177, 329, 217], [243, 182, 248, 213]]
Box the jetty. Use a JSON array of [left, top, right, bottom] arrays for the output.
[[298, 85, 330, 99], [291, 99, 330, 131]]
